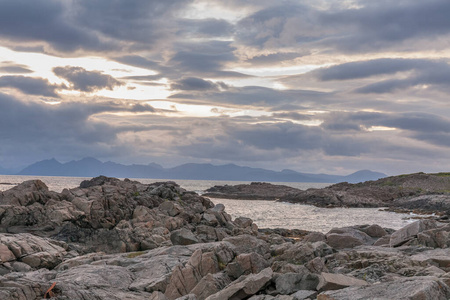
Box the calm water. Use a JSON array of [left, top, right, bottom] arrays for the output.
[[0, 175, 414, 232]]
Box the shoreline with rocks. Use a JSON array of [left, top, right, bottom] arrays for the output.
[[0, 176, 449, 299]]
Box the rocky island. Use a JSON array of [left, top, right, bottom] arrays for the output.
[[0, 176, 449, 299]]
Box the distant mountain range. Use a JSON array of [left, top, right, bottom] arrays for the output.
[[1, 157, 388, 183]]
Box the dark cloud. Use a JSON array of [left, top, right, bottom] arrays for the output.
[[245, 52, 308, 66], [236, 3, 322, 49], [170, 77, 227, 91], [0, 92, 160, 166], [0, 63, 33, 74], [321, 0, 450, 52], [73, 0, 191, 44], [320, 111, 450, 148], [168, 41, 241, 77], [312, 58, 450, 94], [53, 66, 123, 92], [0, 76, 60, 97], [114, 55, 163, 71], [271, 112, 313, 121], [0, 0, 105, 53], [171, 85, 329, 107], [177, 18, 234, 38], [316, 59, 425, 81]]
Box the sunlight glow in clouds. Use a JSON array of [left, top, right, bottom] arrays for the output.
[[1, 0, 450, 175]]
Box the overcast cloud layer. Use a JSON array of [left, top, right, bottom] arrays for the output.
[[0, 0, 449, 175]]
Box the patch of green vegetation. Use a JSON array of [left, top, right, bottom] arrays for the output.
[[433, 172, 450, 177], [127, 251, 146, 258], [132, 191, 140, 197], [381, 180, 396, 187], [218, 261, 227, 270]]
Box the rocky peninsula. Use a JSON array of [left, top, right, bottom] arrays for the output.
[[205, 172, 450, 214], [0, 176, 449, 299]]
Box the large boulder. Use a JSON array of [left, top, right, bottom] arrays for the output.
[[325, 227, 374, 249], [390, 220, 437, 247]]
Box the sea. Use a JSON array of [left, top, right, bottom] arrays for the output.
[[0, 175, 417, 233]]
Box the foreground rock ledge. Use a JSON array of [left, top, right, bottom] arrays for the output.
[[0, 176, 449, 299]]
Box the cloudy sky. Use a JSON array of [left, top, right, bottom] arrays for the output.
[[0, 0, 449, 175]]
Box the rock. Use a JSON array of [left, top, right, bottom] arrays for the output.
[[165, 249, 220, 299], [275, 272, 320, 295], [373, 235, 391, 246], [0, 233, 67, 269], [170, 229, 200, 245], [225, 252, 269, 279], [326, 227, 373, 249], [410, 248, 450, 269], [417, 224, 450, 248], [223, 235, 270, 257], [150, 292, 168, 300], [176, 294, 198, 300], [203, 183, 301, 200], [358, 224, 388, 238], [393, 194, 450, 213], [316, 272, 369, 292], [190, 272, 231, 300], [302, 232, 326, 243], [292, 290, 318, 300], [390, 220, 438, 247], [280, 173, 450, 208], [275, 241, 333, 265], [326, 234, 365, 249], [306, 257, 328, 274], [275, 273, 305, 295], [318, 276, 450, 300], [205, 267, 273, 300]]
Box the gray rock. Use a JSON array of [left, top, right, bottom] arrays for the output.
[[170, 228, 200, 246], [292, 290, 317, 300], [275, 273, 304, 294], [316, 272, 369, 292], [176, 294, 199, 300], [223, 235, 270, 257], [390, 219, 437, 247], [150, 291, 169, 300], [318, 276, 450, 300], [190, 272, 231, 300], [326, 227, 373, 249], [225, 252, 269, 279], [359, 224, 388, 238], [205, 267, 273, 300], [165, 249, 220, 299], [275, 242, 333, 265]]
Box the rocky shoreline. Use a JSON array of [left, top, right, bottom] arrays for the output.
[[205, 173, 450, 213], [0, 176, 449, 299]]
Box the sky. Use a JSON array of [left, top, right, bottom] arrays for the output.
[[0, 0, 450, 175]]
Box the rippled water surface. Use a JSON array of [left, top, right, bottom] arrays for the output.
[[209, 198, 415, 233], [0, 175, 414, 232]]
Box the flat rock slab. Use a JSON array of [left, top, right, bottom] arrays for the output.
[[410, 248, 450, 268], [317, 272, 369, 292], [317, 276, 450, 300]]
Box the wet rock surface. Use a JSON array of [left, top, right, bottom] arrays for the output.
[[0, 176, 449, 299]]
